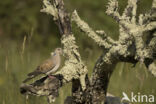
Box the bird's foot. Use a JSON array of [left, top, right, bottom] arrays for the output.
[[48, 75, 55, 79]]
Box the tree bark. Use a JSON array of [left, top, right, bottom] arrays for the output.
[[20, 0, 156, 104]]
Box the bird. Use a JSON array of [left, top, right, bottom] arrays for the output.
[[23, 48, 62, 83]]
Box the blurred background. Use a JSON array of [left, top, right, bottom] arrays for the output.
[[0, 0, 155, 104]]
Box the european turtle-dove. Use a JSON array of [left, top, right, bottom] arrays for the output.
[[23, 48, 62, 83]]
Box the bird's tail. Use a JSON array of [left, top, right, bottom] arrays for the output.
[[23, 77, 34, 83], [23, 71, 42, 83], [27, 70, 42, 76]]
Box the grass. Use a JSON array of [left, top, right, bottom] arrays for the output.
[[0, 39, 71, 104], [0, 0, 155, 103], [108, 62, 156, 104], [0, 37, 155, 104]]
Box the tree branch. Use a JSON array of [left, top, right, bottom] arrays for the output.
[[106, 0, 121, 22], [72, 10, 115, 48], [20, 0, 156, 104], [21, 0, 88, 103]]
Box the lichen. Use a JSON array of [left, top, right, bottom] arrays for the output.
[[40, 0, 58, 20], [56, 34, 88, 90], [72, 10, 114, 49], [72, 0, 156, 77], [148, 62, 156, 77], [41, 0, 88, 90], [21, 0, 156, 103]]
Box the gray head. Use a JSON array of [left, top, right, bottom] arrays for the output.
[[51, 48, 62, 56]]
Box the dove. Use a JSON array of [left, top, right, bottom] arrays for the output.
[[23, 48, 62, 83]]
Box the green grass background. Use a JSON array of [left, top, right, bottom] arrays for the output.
[[0, 0, 156, 104]]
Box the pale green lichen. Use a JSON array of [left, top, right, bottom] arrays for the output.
[[106, 0, 121, 22], [106, 0, 156, 75], [96, 30, 117, 45], [41, 0, 58, 20], [21, 0, 156, 103], [149, 62, 156, 77], [56, 34, 88, 90], [40, 0, 88, 90], [149, 33, 156, 49], [143, 22, 156, 31], [107, 0, 155, 59], [72, 0, 156, 77], [72, 10, 113, 49], [129, 0, 138, 23]]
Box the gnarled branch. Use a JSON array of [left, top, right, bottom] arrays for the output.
[[20, 0, 156, 104]]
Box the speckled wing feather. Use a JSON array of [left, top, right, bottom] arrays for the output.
[[29, 58, 56, 76], [23, 48, 62, 83], [23, 58, 56, 83]]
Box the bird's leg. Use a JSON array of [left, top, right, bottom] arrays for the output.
[[48, 75, 55, 79]]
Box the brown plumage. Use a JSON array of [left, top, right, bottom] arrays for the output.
[[23, 48, 62, 83]]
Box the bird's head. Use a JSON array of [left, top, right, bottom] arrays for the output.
[[54, 48, 63, 55]]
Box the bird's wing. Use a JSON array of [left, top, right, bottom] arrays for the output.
[[27, 70, 43, 77], [37, 58, 56, 73], [23, 58, 56, 83]]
